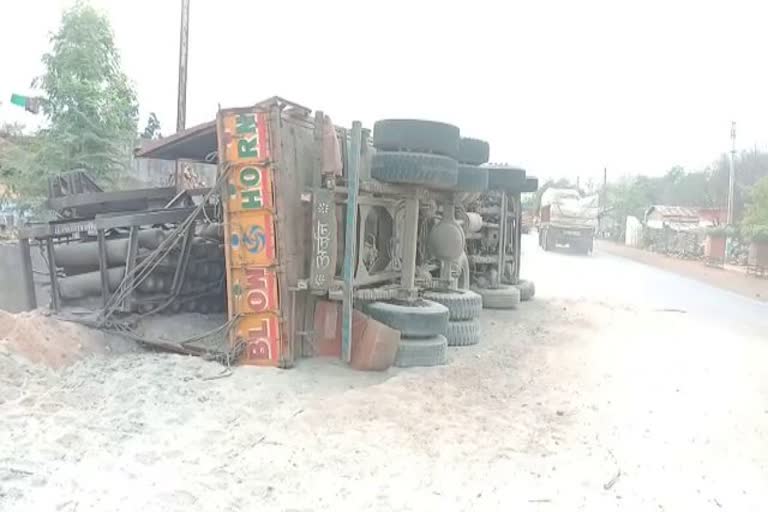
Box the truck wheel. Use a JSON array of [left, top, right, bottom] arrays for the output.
[[453, 164, 488, 193], [471, 285, 521, 309], [363, 299, 449, 338], [515, 279, 536, 301], [372, 151, 458, 188], [486, 166, 526, 191], [422, 288, 482, 321], [373, 119, 460, 159], [445, 319, 481, 346], [458, 138, 490, 165], [544, 229, 555, 251], [395, 335, 448, 367]]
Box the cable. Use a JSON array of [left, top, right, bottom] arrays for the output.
[[99, 163, 232, 323]]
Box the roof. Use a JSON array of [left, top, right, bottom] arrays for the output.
[[135, 120, 217, 162], [645, 205, 700, 220]]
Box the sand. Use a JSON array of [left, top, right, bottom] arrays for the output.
[[1, 298, 766, 511], [0, 310, 135, 369], [1, 234, 767, 511]]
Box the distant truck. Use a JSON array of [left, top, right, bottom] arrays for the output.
[[537, 188, 598, 254]]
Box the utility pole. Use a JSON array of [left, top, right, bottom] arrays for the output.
[[602, 167, 607, 206], [727, 121, 736, 225], [176, 0, 191, 133]]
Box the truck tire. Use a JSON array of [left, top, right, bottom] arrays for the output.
[[515, 279, 536, 301], [372, 151, 458, 188], [373, 119, 460, 159], [363, 299, 449, 338], [544, 228, 556, 251], [472, 285, 521, 309], [445, 319, 481, 346], [572, 239, 588, 254], [395, 335, 448, 367], [458, 138, 490, 165], [486, 166, 526, 191], [422, 288, 482, 321], [453, 164, 488, 193]]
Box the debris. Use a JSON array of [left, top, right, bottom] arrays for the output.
[[603, 448, 622, 490], [604, 471, 621, 490], [2, 467, 34, 477]]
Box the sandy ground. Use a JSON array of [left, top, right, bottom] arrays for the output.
[[1, 236, 768, 511]]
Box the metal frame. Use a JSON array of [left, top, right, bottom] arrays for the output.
[[463, 184, 529, 288], [341, 122, 362, 363], [21, 205, 208, 314]]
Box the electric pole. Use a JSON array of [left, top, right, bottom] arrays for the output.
[[176, 0, 190, 132], [602, 167, 607, 206], [727, 121, 736, 225]]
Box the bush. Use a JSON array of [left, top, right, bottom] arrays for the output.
[[742, 224, 768, 242]]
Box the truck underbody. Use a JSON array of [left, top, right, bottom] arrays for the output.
[[15, 96, 539, 370]]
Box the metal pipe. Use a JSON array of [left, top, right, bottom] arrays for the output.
[[55, 228, 165, 269], [513, 193, 522, 282], [400, 196, 420, 292], [198, 223, 223, 240], [496, 192, 508, 286], [19, 238, 37, 310], [59, 267, 126, 300], [46, 238, 61, 311]]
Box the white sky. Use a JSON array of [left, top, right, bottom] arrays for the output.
[[2, 0, 768, 183]]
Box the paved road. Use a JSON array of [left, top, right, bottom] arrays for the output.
[[521, 233, 768, 336]]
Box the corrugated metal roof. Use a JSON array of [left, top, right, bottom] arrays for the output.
[[134, 120, 217, 162], [646, 205, 700, 220]]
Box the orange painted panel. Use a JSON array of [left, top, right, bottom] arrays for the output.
[[220, 111, 270, 164], [226, 164, 274, 212], [232, 313, 282, 366], [229, 266, 280, 315], [218, 108, 284, 366], [228, 210, 277, 267]]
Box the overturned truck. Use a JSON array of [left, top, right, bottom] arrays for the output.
[[17, 97, 538, 369]]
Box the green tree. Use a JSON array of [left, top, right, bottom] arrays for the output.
[[742, 176, 768, 240], [141, 113, 162, 140], [0, 1, 138, 203]]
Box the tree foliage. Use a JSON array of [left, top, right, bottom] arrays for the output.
[[601, 152, 768, 239], [742, 176, 768, 241], [0, 1, 138, 204], [141, 113, 162, 140]]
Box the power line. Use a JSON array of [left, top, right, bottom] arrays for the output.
[[727, 121, 736, 225]]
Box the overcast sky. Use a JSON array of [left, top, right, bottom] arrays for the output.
[[2, 0, 767, 183]]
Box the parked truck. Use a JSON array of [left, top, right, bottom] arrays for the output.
[[538, 188, 598, 254]]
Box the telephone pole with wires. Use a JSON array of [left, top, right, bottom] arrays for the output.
[[727, 122, 736, 225], [176, 0, 191, 132]]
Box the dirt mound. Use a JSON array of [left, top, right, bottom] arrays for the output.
[[0, 309, 136, 369]]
